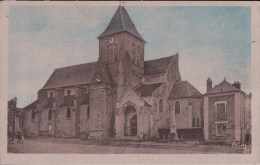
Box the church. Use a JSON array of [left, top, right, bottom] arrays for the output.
[[21, 6, 250, 142]]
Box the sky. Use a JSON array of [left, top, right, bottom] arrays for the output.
[[8, 5, 251, 108]]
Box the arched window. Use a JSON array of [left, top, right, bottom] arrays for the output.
[[31, 110, 36, 120], [159, 99, 163, 113], [175, 101, 180, 114], [67, 107, 71, 119], [48, 109, 52, 120], [87, 106, 90, 119], [197, 118, 200, 127]]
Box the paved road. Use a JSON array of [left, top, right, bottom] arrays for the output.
[[8, 138, 248, 154]]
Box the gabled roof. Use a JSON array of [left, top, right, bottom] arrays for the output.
[[98, 6, 145, 42], [205, 79, 240, 95], [24, 100, 39, 110], [135, 83, 163, 97], [144, 56, 174, 76], [168, 81, 202, 99], [92, 65, 113, 84], [42, 62, 97, 89]]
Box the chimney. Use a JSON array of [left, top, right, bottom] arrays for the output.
[[233, 81, 241, 89], [207, 78, 212, 92]]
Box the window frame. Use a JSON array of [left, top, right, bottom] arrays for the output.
[[48, 109, 52, 120], [31, 109, 36, 120], [66, 107, 71, 119], [159, 99, 163, 113], [175, 101, 181, 114], [214, 101, 227, 119], [87, 106, 90, 119], [215, 122, 228, 136]]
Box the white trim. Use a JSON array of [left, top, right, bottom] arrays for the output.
[[214, 101, 227, 118]]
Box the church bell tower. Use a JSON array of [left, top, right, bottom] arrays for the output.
[[97, 5, 146, 97]]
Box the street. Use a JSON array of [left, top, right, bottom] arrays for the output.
[[7, 138, 249, 154]]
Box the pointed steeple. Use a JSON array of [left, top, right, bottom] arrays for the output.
[[98, 6, 145, 42]]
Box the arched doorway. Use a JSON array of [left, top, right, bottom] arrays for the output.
[[124, 105, 137, 136]]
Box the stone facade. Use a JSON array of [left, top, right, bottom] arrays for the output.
[[204, 79, 251, 142], [19, 6, 251, 143]]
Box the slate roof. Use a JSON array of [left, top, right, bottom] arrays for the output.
[[144, 56, 174, 76], [205, 79, 240, 95], [42, 62, 97, 89], [92, 65, 113, 84], [135, 83, 163, 97], [98, 6, 145, 42], [24, 100, 39, 110], [168, 81, 202, 99]]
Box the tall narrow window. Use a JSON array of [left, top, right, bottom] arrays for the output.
[[87, 106, 90, 119], [215, 102, 227, 119], [132, 43, 135, 63], [106, 45, 110, 63], [192, 118, 196, 127], [159, 99, 163, 113], [31, 110, 35, 120], [67, 107, 71, 119], [197, 118, 200, 127], [175, 101, 180, 114], [67, 90, 71, 96], [48, 109, 52, 120]]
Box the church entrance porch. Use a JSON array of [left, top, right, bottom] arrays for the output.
[[124, 105, 137, 136]]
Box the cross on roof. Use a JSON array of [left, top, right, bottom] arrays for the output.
[[119, 1, 127, 7]]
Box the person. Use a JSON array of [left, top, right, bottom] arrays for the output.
[[21, 132, 24, 143]]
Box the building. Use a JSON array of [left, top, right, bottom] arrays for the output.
[[20, 6, 251, 142], [204, 78, 251, 142], [8, 97, 23, 134]]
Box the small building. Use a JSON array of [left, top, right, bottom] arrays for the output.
[[204, 78, 251, 143], [168, 81, 204, 140]]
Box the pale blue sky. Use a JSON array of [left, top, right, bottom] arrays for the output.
[[8, 6, 251, 107]]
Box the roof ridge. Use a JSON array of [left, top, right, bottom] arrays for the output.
[[119, 6, 126, 30], [55, 61, 97, 70], [144, 55, 174, 62], [186, 81, 191, 96]]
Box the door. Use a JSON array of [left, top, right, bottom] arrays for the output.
[[130, 115, 137, 136], [48, 124, 52, 135]]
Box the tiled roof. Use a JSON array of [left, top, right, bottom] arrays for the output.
[[98, 6, 145, 42], [168, 81, 202, 99], [205, 79, 240, 95], [42, 62, 97, 89], [135, 83, 163, 97], [144, 56, 174, 76]]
